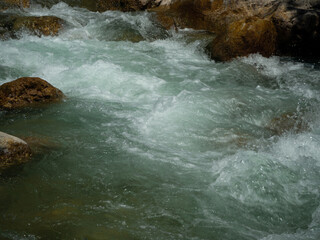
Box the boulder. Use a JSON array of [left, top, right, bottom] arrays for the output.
[[151, 0, 320, 61], [0, 14, 64, 39], [0, 0, 29, 10], [207, 17, 277, 61], [0, 131, 31, 169], [13, 16, 64, 37], [151, 0, 217, 31], [0, 77, 65, 110]]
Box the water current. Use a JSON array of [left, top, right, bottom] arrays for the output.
[[1, 2, 320, 240]]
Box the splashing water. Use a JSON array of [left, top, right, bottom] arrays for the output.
[[1, 2, 320, 240]]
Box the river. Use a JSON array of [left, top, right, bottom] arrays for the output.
[[1, 2, 320, 240]]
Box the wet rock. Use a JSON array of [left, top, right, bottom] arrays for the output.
[[95, 0, 165, 12], [0, 77, 65, 110], [268, 112, 309, 135], [13, 16, 64, 37], [41, 0, 153, 12], [0, 131, 31, 169], [0, 13, 14, 39], [178, 30, 215, 45], [98, 19, 145, 42], [152, 0, 320, 61], [206, 17, 277, 61], [151, 0, 217, 31], [273, 4, 320, 58], [68, 0, 157, 12], [96, 0, 146, 12], [0, 14, 64, 39], [0, 0, 29, 11]]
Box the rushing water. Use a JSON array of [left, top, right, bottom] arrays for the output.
[[1, 2, 320, 240]]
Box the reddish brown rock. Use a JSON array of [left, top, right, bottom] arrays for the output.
[[152, 0, 277, 61], [97, 0, 145, 12], [75, 0, 162, 12], [152, 0, 320, 61], [0, 131, 31, 169], [0, 0, 29, 10], [13, 16, 64, 37], [207, 17, 277, 61], [151, 0, 216, 31], [0, 77, 64, 110], [0, 15, 64, 39]]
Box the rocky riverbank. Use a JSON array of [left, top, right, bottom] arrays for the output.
[[151, 0, 320, 61], [1, 0, 320, 61]]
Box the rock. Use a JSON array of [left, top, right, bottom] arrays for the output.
[[0, 14, 64, 39], [151, 0, 217, 31], [273, 4, 320, 58], [206, 17, 277, 61], [0, 13, 15, 39], [0, 0, 30, 11], [0, 131, 31, 169], [82, 0, 158, 12], [13, 16, 64, 37], [96, 0, 146, 12], [37, 0, 153, 12], [152, 0, 320, 61], [98, 18, 145, 42], [0, 77, 65, 110], [268, 112, 309, 135]]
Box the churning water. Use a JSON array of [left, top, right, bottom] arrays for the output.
[[1, 2, 320, 240]]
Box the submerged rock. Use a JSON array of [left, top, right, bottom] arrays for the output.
[[0, 131, 31, 169], [268, 112, 309, 135], [0, 77, 65, 110], [22, 136, 60, 155]]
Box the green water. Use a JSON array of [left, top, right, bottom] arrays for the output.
[[1, 2, 320, 240]]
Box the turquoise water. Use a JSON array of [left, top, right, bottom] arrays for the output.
[[1, 2, 320, 240]]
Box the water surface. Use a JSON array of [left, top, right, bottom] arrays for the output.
[[1, 3, 320, 240]]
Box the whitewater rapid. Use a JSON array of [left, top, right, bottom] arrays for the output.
[[1, 2, 320, 240]]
